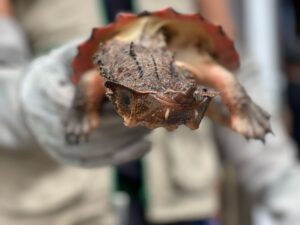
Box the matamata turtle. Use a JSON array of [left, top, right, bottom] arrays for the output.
[[66, 8, 271, 143]]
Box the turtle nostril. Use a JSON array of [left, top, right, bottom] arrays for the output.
[[117, 88, 133, 114], [121, 94, 131, 106]]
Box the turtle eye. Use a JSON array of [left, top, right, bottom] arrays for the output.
[[121, 92, 131, 106], [118, 89, 133, 110]]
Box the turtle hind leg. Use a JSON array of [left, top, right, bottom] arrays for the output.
[[65, 70, 105, 144]]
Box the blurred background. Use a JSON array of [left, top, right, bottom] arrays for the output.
[[0, 0, 299, 225]]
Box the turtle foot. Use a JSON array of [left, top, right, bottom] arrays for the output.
[[64, 110, 99, 145], [231, 96, 271, 141]]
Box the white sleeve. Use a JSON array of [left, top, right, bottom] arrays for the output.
[[19, 41, 150, 167], [0, 17, 33, 151], [0, 19, 151, 166]]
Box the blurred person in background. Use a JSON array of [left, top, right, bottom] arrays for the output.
[[213, 0, 300, 225], [1, 1, 300, 225]]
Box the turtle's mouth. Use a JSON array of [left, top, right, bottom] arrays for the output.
[[154, 93, 211, 109], [105, 80, 214, 130], [154, 95, 193, 108]]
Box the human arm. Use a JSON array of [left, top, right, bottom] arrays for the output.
[[0, 16, 150, 166], [18, 41, 151, 167]]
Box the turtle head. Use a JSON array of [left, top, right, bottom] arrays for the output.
[[104, 81, 214, 130]]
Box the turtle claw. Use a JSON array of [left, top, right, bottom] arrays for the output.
[[260, 137, 266, 145], [269, 129, 275, 136], [64, 109, 99, 145], [65, 133, 80, 145], [231, 97, 272, 140]]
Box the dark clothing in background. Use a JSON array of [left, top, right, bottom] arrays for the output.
[[103, 0, 133, 22], [155, 221, 216, 225], [287, 84, 300, 149], [280, 0, 300, 156], [279, 0, 300, 63], [295, 1, 300, 36], [117, 160, 148, 225]]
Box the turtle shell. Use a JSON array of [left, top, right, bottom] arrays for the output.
[[71, 8, 240, 130], [93, 39, 213, 95], [71, 7, 240, 85]]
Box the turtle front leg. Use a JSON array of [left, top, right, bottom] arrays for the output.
[[176, 61, 271, 140], [65, 70, 105, 144]]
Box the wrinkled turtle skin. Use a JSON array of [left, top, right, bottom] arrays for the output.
[[65, 8, 271, 144]]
